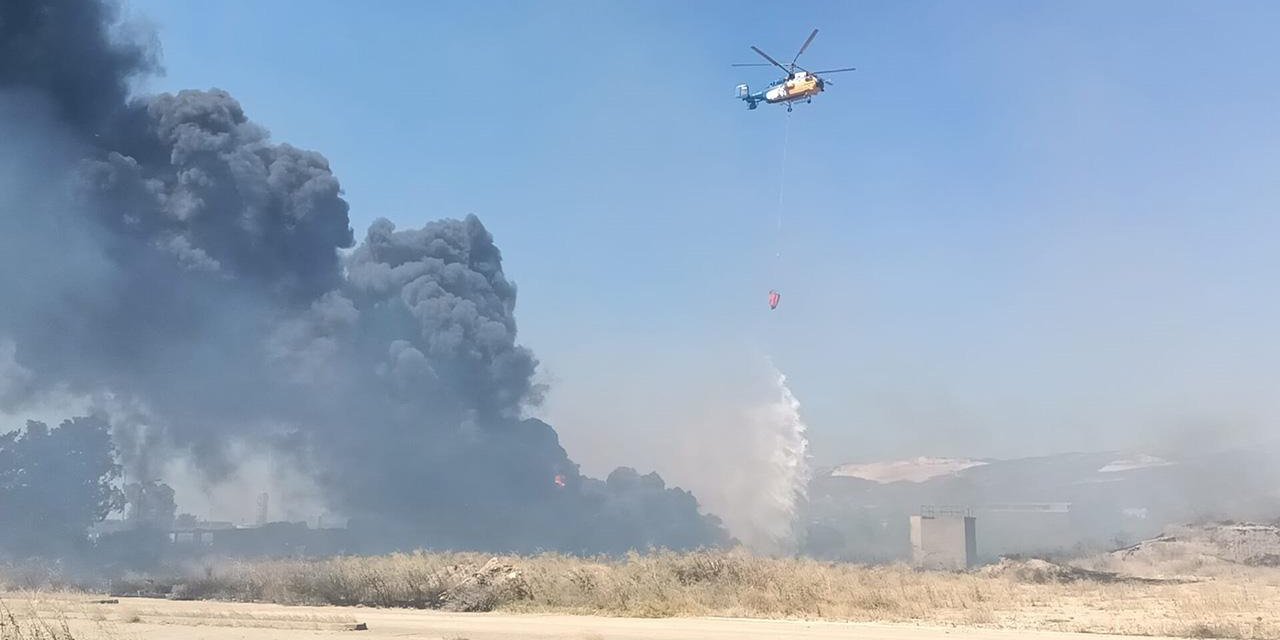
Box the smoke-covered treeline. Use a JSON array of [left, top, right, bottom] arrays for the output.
[[0, 0, 727, 554]]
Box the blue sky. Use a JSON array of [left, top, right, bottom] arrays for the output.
[[123, 1, 1280, 474]]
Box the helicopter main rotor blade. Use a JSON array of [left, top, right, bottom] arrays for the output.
[[812, 67, 857, 74], [750, 46, 791, 74], [731, 63, 774, 67], [792, 29, 819, 67]]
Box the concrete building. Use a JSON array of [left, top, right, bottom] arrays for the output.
[[910, 509, 977, 570]]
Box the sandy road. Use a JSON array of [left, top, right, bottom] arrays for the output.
[[22, 596, 1185, 640]]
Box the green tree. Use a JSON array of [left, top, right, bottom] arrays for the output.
[[0, 416, 124, 557]]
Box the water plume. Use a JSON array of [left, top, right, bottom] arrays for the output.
[[746, 359, 811, 552]]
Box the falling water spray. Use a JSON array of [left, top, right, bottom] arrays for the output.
[[757, 358, 812, 551], [695, 356, 812, 553]]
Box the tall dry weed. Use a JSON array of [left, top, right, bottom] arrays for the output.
[[0, 597, 111, 640]]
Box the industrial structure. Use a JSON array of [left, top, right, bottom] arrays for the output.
[[909, 506, 977, 570]]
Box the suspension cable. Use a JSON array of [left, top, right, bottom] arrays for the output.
[[774, 110, 793, 274]]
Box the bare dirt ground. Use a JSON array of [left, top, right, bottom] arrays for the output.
[[2, 593, 1185, 640]]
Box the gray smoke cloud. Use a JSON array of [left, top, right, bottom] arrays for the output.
[[0, 0, 727, 553]]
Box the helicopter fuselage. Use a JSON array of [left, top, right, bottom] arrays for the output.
[[737, 71, 824, 110]]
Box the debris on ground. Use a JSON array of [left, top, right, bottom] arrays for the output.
[[979, 558, 1121, 583], [437, 557, 531, 612], [1115, 522, 1280, 568]]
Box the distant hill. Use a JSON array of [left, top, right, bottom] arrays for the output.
[[829, 457, 990, 484], [804, 443, 1280, 563]]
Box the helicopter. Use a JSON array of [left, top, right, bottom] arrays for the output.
[[733, 29, 856, 112]]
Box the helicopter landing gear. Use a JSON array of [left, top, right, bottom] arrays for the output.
[[786, 103, 793, 113]]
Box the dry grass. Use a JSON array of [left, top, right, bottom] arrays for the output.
[[0, 601, 77, 640], [0, 595, 122, 640], [143, 551, 497, 607], [0, 591, 367, 638], [87, 548, 1280, 639]]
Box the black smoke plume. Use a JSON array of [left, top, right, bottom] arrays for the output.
[[0, 0, 728, 553]]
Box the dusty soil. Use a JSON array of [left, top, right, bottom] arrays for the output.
[[2, 593, 1185, 640]]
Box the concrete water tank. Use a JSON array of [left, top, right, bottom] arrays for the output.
[[910, 512, 977, 570]]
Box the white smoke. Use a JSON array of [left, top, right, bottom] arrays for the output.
[[638, 354, 811, 554]]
